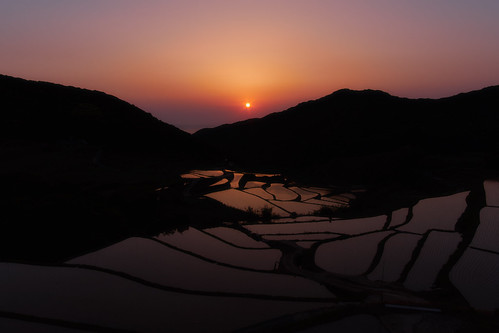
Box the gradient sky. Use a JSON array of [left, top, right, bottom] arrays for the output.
[[1, 1, 499, 132]]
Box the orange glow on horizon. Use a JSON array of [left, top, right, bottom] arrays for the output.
[[2, 1, 498, 132]]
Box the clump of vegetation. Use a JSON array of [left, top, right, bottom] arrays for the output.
[[245, 206, 278, 221], [260, 206, 274, 221], [245, 206, 257, 216], [312, 206, 338, 219]]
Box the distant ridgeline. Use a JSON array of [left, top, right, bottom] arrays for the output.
[[0, 74, 196, 152], [195, 86, 499, 185]]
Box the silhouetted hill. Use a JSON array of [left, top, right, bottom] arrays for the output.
[[0, 74, 193, 150], [0, 74, 213, 262], [195, 86, 499, 188]]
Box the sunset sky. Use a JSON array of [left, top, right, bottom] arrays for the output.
[[1, 1, 499, 132]]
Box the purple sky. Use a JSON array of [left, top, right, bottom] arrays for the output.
[[1, 0, 499, 132]]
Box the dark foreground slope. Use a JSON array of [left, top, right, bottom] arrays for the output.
[[0, 74, 213, 261], [195, 87, 499, 189]]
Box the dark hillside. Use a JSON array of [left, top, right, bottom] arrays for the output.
[[195, 87, 499, 190], [0, 74, 192, 150], [0, 75, 212, 262]]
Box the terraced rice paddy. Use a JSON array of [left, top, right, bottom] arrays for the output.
[[316, 231, 394, 275], [0, 262, 329, 333], [155, 227, 281, 270], [183, 170, 348, 217], [177, 170, 499, 312], [403, 231, 462, 291], [396, 192, 469, 234], [2, 170, 499, 331], [368, 233, 421, 282]]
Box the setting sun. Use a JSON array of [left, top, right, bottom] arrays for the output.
[[245, 102, 251, 108]]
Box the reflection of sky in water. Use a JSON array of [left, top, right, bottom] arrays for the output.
[[449, 191, 499, 311], [196, 170, 346, 216], [68, 237, 332, 298], [269, 199, 323, 215], [245, 216, 387, 235], [181, 170, 224, 178], [3, 169, 499, 331], [368, 233, 421, 282], [262, 233, 342, 241], [155, 227, 281, 270], [266, 184, 299, 201], [230, 173, 244, 188], [316, 231, 394, 275], [403, 231, 461, 291], [205, 189, 288, 215], [204, 227, 270, 248], [0, 262, 327, 332], [210, 178, 229, 186], [244, 181, 266, 189], [288, 186, 320, 200], [306, 198, 344, 207], [396, 192, 468, 234], [307, 187, 332, 196], [450, 249, 499, 311], [387, 207, 409, 228], [484, 180, 499, 206], [473, 207, 499, 252], [244, 187, 274, 200], [89, 174, 499, 312]]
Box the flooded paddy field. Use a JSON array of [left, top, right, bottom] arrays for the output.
[[1, 170, 499, 332]]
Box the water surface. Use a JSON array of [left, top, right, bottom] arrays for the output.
[[2, 170, 499, 331]]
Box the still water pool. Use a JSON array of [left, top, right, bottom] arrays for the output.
[[1, 171, 498, 332]]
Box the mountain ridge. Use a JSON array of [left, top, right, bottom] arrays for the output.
[[0, 74, 193, 150], [194, 85, 499, 186], [197, 85, 499, 135]]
